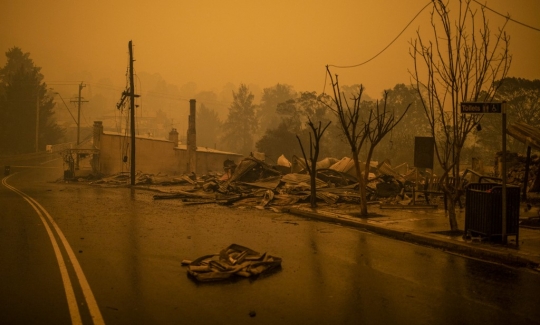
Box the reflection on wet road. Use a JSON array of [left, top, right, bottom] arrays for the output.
[[2, 174, 104, 324], [2, 166, 540, 324]]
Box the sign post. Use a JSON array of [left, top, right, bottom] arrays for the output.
[[501, 103, 507, 244], [460, 102, 507, 244], [460, 102, 502, 114]]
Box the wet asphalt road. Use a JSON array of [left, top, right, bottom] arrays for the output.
[[1, 159, 540, 325]]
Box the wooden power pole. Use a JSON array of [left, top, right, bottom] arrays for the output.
[[76, 82, 87, 147], [116, 40, 139, 186], [71, 82, 88, 169], [128, 41, 136, 186]]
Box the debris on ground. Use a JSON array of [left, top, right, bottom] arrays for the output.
[[89, 172, 198, 186], [181, 244, 282, 282], [521, 216, 540, 229], [85, 155, 435, 208], [495, 151, 540, 191], [83, 151, 539, 211]]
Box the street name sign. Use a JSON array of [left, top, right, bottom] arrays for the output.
[[460, 101, 509, 243], [460, 102, 502, 114]]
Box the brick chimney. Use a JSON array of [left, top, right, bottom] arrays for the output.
[[92, 121, 103, 174], [169, 128, 179, 147], [187, 99, 197, 173], [93, 121, 103, 149]]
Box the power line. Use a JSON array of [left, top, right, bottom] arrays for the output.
[[326, 0, 539, 70], [472, 0, 540, 32], [328, 1, 432, 69], [46, 82, 82, 85], [86, 82, 125, 92]]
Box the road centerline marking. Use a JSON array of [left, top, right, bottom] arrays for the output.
[[2, 175, 105, 325]]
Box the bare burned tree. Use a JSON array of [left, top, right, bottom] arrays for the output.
[[325, 66, 370, 216], [296, 118, 331, 208], [362, 91, 410, 185], [409, 0, 511, 230]]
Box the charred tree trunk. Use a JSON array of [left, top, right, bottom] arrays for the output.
[[352, 148, 368, 216], [297, 119, 331, 208]]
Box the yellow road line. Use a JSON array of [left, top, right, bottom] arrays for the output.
[[2, 175, 105, 325]]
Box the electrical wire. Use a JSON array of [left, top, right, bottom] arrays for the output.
[[81, 108, 91, 127], [117, 57, 131, 171], [135, 72, 142, 136], [322, 68, 329, 98], [472, 0, 540, 32], [118, 99, 130, 172], [323, 0, 538, 93], [114, 102, 121, 133], [85, 82, 125, 92], [328, 1, 433, 69], [122, 108, 130, 172]]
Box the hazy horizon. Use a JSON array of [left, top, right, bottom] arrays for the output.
[[2, 0, 539, 106]]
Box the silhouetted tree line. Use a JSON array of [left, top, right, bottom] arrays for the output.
[[0, 47, 64, 155], [1, 48, 537, 169], [219, 78, 539, 169]]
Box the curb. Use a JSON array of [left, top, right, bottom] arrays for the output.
[[286, 207, 540, 270]]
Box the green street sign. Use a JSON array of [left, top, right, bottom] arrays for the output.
[[460, 102, 502, 113]]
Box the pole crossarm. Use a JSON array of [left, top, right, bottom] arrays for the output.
[[116, 90, 139, 110]]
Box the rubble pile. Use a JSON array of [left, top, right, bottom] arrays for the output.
[[495, 152, 540, 192], [82, 151, 527, 208], [147, 155, 431, 208]]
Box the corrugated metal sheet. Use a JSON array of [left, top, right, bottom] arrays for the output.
[[507, 122, 540, 150]]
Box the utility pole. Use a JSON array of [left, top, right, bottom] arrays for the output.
[[76, 82, 88, 147], [129, 41, 136, 186], [116, 41, 139, 186], [71, 82, 88, 169]]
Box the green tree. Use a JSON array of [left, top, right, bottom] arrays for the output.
[[256, 122, 300, 163], [139, 72, 181, 120], [155, 109, 170, 128], [373, 84, 430, 165], [257, 83, 296, 138], [477, 77, 540, 155], [256, 91, 345, 161], [221, 84, 257, 155], [276, 91, 332, 133], [362, 91, 410, 185], [340, 84, 374, 103], [496, 78, 540, 127], [295, 92, 349, 158], [197, 103, 222, 148], [0, 47, 64, 154], [195, 90, 228, 119]]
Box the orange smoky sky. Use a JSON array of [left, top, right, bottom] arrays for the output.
[[1, 0, 539, 100]]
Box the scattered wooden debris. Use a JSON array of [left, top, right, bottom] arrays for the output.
[[182, 244, 282, 282], [89, 154, 535, 211]]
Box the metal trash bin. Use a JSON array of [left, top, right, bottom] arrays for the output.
[[464, 182, 520, 242]]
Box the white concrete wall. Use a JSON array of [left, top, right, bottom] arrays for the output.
[[99, 132, 242, 176], [100, 133, 178, 175]]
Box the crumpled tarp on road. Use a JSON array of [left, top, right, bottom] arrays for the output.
[[182, 244, 282, 282]]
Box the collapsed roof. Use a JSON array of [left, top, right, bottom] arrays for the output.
[[507, 122, 540, 150]]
